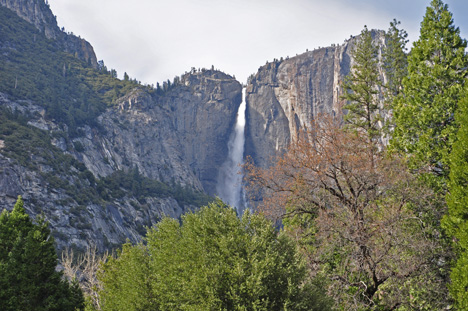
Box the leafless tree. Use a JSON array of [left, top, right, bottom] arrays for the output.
[[245, 114, 449, 310], [62, 244, 108, 311]]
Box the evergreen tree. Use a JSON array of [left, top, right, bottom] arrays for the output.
[[341, 25, 383, 145], [0, 196, 84, 311], [382, 19, 408, 107], [444, 88, 468, 309], [391, 0, 468, 185]]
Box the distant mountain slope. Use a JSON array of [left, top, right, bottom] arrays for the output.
[[0, 1, 241, 252], [0, 0, 97, 65]]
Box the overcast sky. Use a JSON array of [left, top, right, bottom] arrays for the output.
[[47, 0, 468, 85]]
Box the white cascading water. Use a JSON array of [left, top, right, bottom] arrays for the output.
[[216, 87, 247, 215]]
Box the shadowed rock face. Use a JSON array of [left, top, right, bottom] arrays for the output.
[[0, 69, 241, 252], [245, 30, 387, 168], [82, 70, 242, 196]]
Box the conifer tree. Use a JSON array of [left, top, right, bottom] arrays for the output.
[[341, 25, 383, 145], [0, 196, 84, 311], [391, 0, 468, 184], [382, 19, 408, 106], [444, 88, 468, 309]]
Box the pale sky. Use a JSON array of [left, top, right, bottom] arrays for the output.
[[47, 0, 468, 85]]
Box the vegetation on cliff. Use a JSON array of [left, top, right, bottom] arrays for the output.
[[0, 5, 142, 136], [1, 0, 468, 310]]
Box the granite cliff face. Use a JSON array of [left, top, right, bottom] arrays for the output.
[[245, 31, 387, 168], [0, 0, 98, 67], [0, 69, 241, 251], [0, 0, 391, 252], [0, 0, 242, 251], [78, 70, 241, 195]]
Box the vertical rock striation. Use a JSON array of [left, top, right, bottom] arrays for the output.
[[0, 68, 241, 252], [79, 70, 242, 195], [245, 30, 387, 168]]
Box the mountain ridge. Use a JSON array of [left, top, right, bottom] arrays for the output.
[[0, 0, 388, 253]]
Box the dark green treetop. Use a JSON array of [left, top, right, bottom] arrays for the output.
[[0, 196, 84, 311], [341, 25, 383, 145], [382, 19, 408, 105]]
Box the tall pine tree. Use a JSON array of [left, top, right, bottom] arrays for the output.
[[391, 0, 468, 186], [341, 25, 383, 146], [444, 87, 468, 310], [382, 19, 408, 107]]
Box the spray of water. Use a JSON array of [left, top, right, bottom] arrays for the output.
[[216, 87, 247, 215]]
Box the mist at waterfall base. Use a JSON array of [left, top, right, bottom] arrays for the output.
[[216, 88, 247, 216]]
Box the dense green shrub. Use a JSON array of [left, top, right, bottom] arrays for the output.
[[98, 201, 332, 311]]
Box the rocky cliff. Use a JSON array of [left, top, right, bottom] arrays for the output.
[[0, 0, 391, 252], [78, 70, 241, 195], [0, 0, 98, 67], [0, 68, 241, 251], [0, 0, 241, 252], [245, 30, 387, 168]]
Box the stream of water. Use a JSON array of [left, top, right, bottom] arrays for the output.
[[216, 87, 246, 215]]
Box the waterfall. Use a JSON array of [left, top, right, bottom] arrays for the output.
[[216, 87, 247, 215]]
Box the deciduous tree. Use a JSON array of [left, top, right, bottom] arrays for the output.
[[245, 116, 448, 310], [98, 201, 332, 311], [62, 244, 108, 311]]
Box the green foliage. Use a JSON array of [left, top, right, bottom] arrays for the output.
[[98, 244, 154, 311], [0, 196, 84, 311], [391, 0, 468, 185], [0, 6, 143, 136], [98, 167, 214, 207], [382, 19, 408, 106], [98, 201, 332, 311], [341, 26, 383, 143], [443, 88, 468, 309]]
